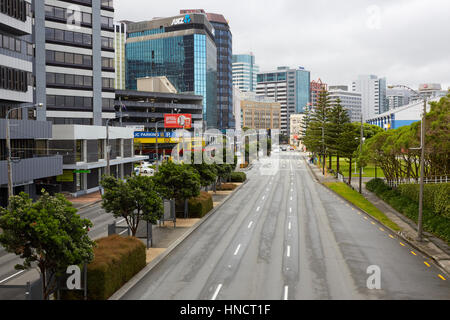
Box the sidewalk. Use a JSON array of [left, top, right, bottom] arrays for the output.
[[65, 191, 102, 209], [145, 183, 243, 264], [305, 157, 450, 275]]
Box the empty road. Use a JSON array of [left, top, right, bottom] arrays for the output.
[[122, 152, 450, 300]]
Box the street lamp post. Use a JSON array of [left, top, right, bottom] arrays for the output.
[[155, 120, 165, 171], [388, 85, 427, 241], [359, 114, 364, 194], [6, 103, 43, 202]]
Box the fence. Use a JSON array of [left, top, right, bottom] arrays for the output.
[[384, 176, 449, 189]]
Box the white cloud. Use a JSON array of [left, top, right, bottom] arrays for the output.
[[115, 0, 450, 90]]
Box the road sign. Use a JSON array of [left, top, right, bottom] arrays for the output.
[[74, 170, 91, 174]]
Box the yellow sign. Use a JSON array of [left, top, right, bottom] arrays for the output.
[[56, 170, 74, 182], [135, 138, 180, 144]]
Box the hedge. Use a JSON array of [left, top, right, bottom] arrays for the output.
[[367, 179, 450, 244], [188, 191, 214, 218], [217, 183, 238, 191], [231, 172, 247, 183], [397, 183, 450, 218], [62, 235, 146, 300]]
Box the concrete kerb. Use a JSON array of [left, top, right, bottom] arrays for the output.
[[108, 178, 250, 300], [75, 200, 102, 211], [303, 158, 450, 277]]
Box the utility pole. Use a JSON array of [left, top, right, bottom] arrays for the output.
[[417, 95, 427, 241], [6, 103, 43, 205], [359, 114, 364, 194], [106, 118, 111, 176], [322, 125, 325, 175]]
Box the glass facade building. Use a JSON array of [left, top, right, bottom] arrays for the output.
[[208, 14, 233, 130], [126, 14, 217, 128], [232, 53, 259, 92], [256, 67, 310, 135]]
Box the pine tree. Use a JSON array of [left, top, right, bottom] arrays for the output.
[[327, 98, 351, 173]]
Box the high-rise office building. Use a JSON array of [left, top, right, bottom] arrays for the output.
[[181, 10, 233, 130], [114, 21, 127, 90], [0, 0, 63, 205], [232, 53, 259, 92], [126, 13, 218, 128], [256, 66, 310, 135], [35, 0, 117, 125], [329, 89, 362, 123], [352, 75, 387, 120], [310, 78, 327, 108], [32, 1, 144, 197]]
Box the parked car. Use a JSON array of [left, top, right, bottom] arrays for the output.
[[139, 164, 155, 175], [281, 146, 287, 151]]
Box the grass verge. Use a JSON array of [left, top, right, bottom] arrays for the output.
[[324, 182, 400, 232]]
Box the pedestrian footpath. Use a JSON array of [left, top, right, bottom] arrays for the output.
[[304, 156, 450, 275]]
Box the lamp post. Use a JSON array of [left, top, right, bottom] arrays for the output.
[[359, 114, 364, 194], [106, 113, 128, 176], [388, 84, 427, 241], [6, 103, 43, 202], [155, 120, 165, 171]]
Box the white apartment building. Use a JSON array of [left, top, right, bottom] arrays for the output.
[[352, 75, 387, 121], [329, 90, 362, 123]]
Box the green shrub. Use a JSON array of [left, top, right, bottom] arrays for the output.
[[62, 235, 146, 300], [398, 183, 450, 218], [188, 191, 214, 218], [366, 179, 450, 244], [216, 183, 238, 191], [231, 172, 247, 183]]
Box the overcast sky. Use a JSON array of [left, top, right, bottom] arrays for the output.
[[116, 0, 450, 90]]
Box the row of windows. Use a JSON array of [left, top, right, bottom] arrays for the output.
[[0, 65, 31, 92], [46, 72, 93, 88], [101, 16, 114, 29], [45, 5, 92, 25], [102, 57, 114, 69], [102, 77, 114, 89], [0, 33, 33, 55], [101, 36, 114, 49], [48, 117, 92, 125], [0, 0, 30, 22], [47, 95, 93, 110], [45, 27, 92, 47], [101, 0, 114, 9], [46, 50, 92, 67]]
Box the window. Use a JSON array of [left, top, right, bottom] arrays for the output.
[[65, 53, 74, 64], [54, 29, 64, 41], [64, 31, 74, 42], [55, 51, 65, 63], [27, 43, 33, 56], [46, 72, 55, 84], [55, 73, 64, 85], [66, 74, 74, 85], [74, 32, 82, 44], [15, 39, 20, 52], [74, 54, 83, 65]]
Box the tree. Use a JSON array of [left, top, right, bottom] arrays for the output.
[[338, 123, 360, 184], [0, 192, 94, 300], [215, 163, 233, 185], [101, 175, 163, 236], [153, 161, 201, 217], [327, 98, 350, 172], [303, 90, 331, 171], [192, 162, 217, 190]]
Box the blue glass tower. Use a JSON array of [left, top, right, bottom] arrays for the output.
[[126, 14, 217, 127]]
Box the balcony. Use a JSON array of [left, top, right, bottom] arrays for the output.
[[0, 155, 63, 186]]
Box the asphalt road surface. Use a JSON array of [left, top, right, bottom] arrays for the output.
[[122, 152, 450, 300], [0, 202, 124, 300]]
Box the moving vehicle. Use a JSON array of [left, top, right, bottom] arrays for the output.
[[281, 146, 287, 151]]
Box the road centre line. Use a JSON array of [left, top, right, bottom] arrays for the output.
[[287, 245, 291, 257], [288, 222, 291, 230], [0, 270, 26, 284], [424, 262, 431, 267], [234, 244, 241, 256], [284, 286, 289, 300], [248, 221, 253, 229]]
